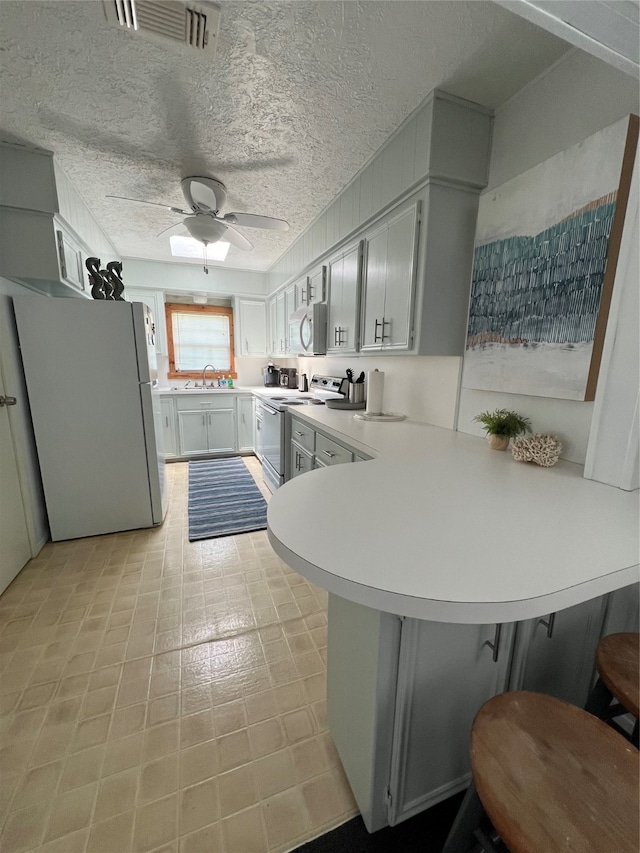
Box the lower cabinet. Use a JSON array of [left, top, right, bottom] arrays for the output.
[[178, 409, 236, 455], [288, 415, 363, 480], [510, 596, 607, 708], [175, 395, 237, 456], [160, 398, 177, 458], [236, 395, 255, 452], [327, 595, 514, 832], [161, 393, 260, 458], [328, 589, 616, 833], [291, 443, 314, 477]]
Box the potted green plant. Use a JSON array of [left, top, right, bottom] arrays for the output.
[[473, 408, 532, 451]]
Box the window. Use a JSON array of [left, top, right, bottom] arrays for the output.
[[165, 303, 236, 379]]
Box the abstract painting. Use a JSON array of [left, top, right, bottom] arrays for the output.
[[462, 115, 637, 401]]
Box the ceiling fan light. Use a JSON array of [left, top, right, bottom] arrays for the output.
[[170, 235, 230, 261], [184, 214, 228, 244]]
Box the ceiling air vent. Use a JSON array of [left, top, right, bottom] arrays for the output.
[[103, 0, 220, 57]]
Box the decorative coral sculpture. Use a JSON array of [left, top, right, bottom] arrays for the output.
[[511, 433, 562, 467]]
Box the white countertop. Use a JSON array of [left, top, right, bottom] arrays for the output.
[[267, 409, 639, 624], [159, 386, 258, 395]]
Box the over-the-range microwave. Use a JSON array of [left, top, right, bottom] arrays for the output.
[[288, 302, 327, 355]]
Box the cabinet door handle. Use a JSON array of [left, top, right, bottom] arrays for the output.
[[165, 416, 169, 427], [0, 395, 17, 407], [381, 317, 391, 341], [208, 414, 211, 425], [374, 318, 382, 343], [322, 450, 335, 458], [245, 338, 249, 352], [202, 415, 205, 426], [294, 430, 304, 437], [483, 623, 502, 663], [538, 613, 556, 639]]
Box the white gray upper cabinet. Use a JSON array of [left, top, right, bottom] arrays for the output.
[[360, 203, 420, 352], [294, 265, 326, 309], [0, 143, 118, 297], [235, 298, 267, 358], [326, 241, 363, 354]]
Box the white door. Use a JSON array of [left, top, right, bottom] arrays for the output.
[[178, 411, 209, 455], [0, 369, 31, 593], [206, 409, 236, 453], [383, 205, 418, 350], [388, 618, 514, 825], [341, 242, 362, 352], [275, 291, 286, 356], [361, 226, 388, 350], [307, 266, 326, 305], [514, 597, 606, 707], [238, 300, 267, 357], [237, 396, 254, 452], [160, 398, 177, 457], [326, 255, 344, 353]]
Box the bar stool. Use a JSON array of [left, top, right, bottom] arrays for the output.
[[442, 691, 639, 853], [585, 632, 639, 746]]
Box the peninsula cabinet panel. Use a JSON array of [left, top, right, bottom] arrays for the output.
[[387, 618, 514, 827], [327, 594, 515, 833]]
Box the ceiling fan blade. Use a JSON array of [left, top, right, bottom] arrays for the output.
[[223, 223, 253, 251], [156, 222, 185, 238], [181, 177, 227, 213], [107, 195, 189, 215], [223, 212, 289, 232]]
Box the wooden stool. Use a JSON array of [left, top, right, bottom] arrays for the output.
[[442, 691, 639, 853], [585, 632, 639, 746]]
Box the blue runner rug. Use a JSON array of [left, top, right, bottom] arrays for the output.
[[188, 457, 268, 541]]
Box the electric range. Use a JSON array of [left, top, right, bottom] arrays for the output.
[[254, 375, 344, 492]]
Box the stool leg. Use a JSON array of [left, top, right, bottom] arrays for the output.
[[585, 677, 613, 718], [442, 782, 487, 853]]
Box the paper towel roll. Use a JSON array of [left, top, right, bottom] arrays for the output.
[[366, 370, 384, 415]]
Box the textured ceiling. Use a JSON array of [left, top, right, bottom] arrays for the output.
[[0, 1, 570, 272]]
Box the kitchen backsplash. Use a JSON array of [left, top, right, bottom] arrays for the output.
[[157, 355, 299, 389], [297, 355, 462, 428]]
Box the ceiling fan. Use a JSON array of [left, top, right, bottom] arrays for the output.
[[107, 176, 289, 252]]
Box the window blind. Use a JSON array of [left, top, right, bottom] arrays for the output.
[[171, 311, 231, 371]]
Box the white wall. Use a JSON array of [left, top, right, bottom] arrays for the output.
[[456, 50, 640, 464], [123, 258, 267, 297], [298, 355, 461, 428], [584, 152, 639, 489]]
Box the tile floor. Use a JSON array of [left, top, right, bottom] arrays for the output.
[[0, 458, 359, 853]]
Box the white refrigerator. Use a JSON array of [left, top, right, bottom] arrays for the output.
[[14, 297, 168, 541]]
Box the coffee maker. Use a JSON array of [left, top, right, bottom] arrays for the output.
[[263, 363, 281, 387], [279, 367, 298, 389]]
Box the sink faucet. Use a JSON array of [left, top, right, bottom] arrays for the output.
[[202, 364, 217, 387]]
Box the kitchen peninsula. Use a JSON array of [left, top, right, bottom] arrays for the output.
[[266, 408, 639, 831]]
